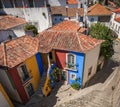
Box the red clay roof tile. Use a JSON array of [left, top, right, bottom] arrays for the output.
[[88, 3, 112, 16], [50, 6, 84, 17], [115, 17, 120, 23], [50, 6, 67, 16], [49, 20, 81, 32], [67, 0, 78, 4], [113, 8, 120, 13], [37, 30, 103, 53], [0, 35, 39, 68], [0, 15, 26, 30]]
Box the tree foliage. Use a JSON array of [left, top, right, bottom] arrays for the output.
[[89, 23, 114, 59], [25, 24, 38, 36]]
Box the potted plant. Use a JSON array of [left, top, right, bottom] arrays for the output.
[[51, 67, 62, 82]]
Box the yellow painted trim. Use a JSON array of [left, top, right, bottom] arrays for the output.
[[43, 76, 51, 96], [0, 84, 14, 107]]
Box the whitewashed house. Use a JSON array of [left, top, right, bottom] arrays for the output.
[[0, 0, 52, 32], [110, 8, 120, 38], [0, 15, 26, 43], [87, 3, 112, 27]]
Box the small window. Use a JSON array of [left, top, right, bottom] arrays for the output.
[[18, 64, 30, 83], [90, 18, 94, 22], [26, 83, 34, 97], [88, 67, 92, 77], [66, 53, 76, 69], [70, 73, 76, 80]]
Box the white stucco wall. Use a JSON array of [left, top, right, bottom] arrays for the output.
[[48, 0, 66, 6], [110, 20, 120, 38], [87, 16, 98, 27], [0, 69, 22, 103], [82, 44, 100, 87], [0, 7, 51, 32], [110, 12, 120, 38], [12, 24, 26, 37], [0, 91, 10, 107]]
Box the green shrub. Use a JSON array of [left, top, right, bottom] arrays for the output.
[[25, 24, 38, 36], [71, 82, 80, 90]]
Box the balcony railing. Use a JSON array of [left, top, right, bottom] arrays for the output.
[[65, 62, 77, 71]]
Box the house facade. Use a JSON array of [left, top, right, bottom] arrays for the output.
[[87, 3, 112, 27], [0, 84, 14, 107], [0, 36, 43, 104], [0, 15, 26, 43], [37, 20, 103, 87], [110, 8, 120, 38]]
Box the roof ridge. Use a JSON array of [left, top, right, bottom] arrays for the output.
[[88, 3, 99, 12], [76, 32, 84, 51], [1, 43, 7, 66]]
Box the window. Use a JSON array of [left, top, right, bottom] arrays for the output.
[[70, 73, 76, 80], [88, 67, 92, 77], [28, 0, 34, 7], [90, 18, 94, 22], [25, 83, 34, 97], [66, 53, 76, 69], [18, 64, 30, 83]]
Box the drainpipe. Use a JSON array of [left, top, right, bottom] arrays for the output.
[[47, 53, 51, 75]]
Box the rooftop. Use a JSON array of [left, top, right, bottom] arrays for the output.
[[115, 17, 120, 23], [50, 6, 67, 16], [88, 3, 112, 16], [49, 20, 81, 32], [0, 15, 26, 30], [0, 35, 39, 68], [113, 8, 120, 13], [50, 6, 84, 17], [66, 0, 78, 4], [37, 30, 103, 53]]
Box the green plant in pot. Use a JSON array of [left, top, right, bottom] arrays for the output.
[[51, 67, 62, 82]]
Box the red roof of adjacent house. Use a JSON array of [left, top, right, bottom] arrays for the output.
[[0, 35, 39, 68], [0, 15, 26, 30], [37, 30, 103, 53], [113, 8, 120, 13], [49, 20, 81, 32], [67, 0, 78, 4], [50, 6, 84, 17], [67, 8, 84, 17], [88, 3, 112, 16], [115, 17, 120, 23], [50, 6, 67, 16]]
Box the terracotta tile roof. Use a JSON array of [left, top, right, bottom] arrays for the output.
[[0, 35, 39, 68], [88, 3, 112, 16], [49, 20, 81, 32], [67, 0, 78, 4], [37, 30, 103, 53], [50, 6, 67, 16], [0, 44, 6, 66], [67, 8, 84, 17], [113, 8, 120, 13], [50, 6, 84, 17], [115, 17, 120, 23], [0, 15, 26, 30]]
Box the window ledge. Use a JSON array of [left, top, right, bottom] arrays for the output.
[[22, 77, 33, 86], [64, 67, 77, 72]]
